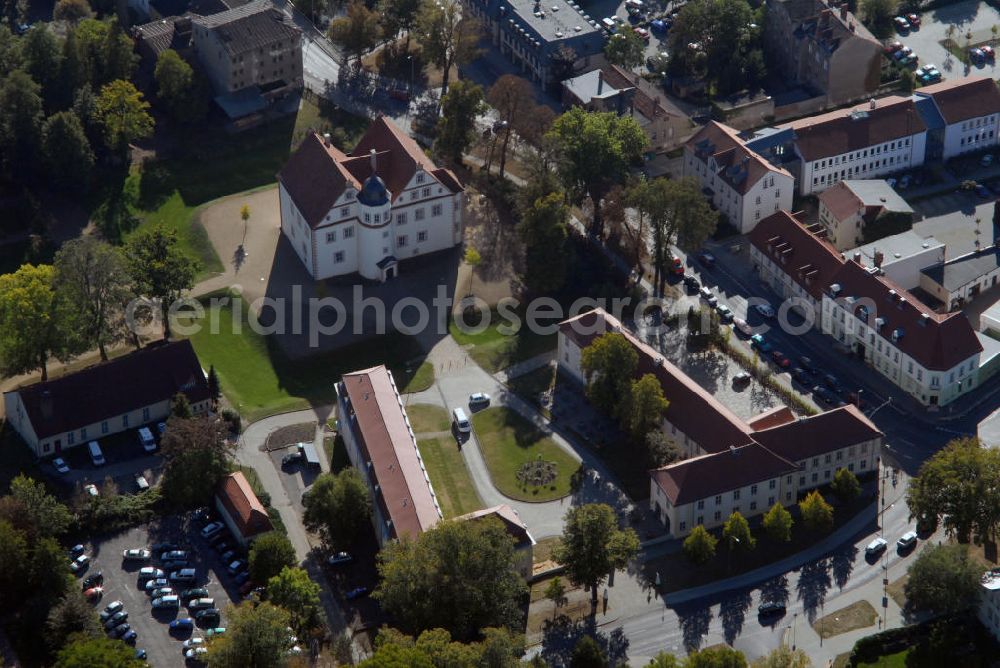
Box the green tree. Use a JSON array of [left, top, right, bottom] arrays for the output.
[[625, 373, 669, 442], [685, 644, 747, 668], [554, 503, 640, 609], [604, 29, 644, 69], [517, 191, 569, 294], [544, 576, 567, 619], [0, 0, 27, 30], [94, 78, 153, 155], [124, 226, 196, 339], [42, 111, 95, 190], [762, 502, 793, 542], [20, 24, 63, 107], [46, 590, 101, 650], [159, 417, 234, 507], [205, 602, 291, 668], [171, 392, 193, 418], [154, 49, 207, 123], [248, 532, 296, 584], [0, 25, 22, 76], [54, 633, 145, 667], [645, 430, 682, 468], [649, 652, 681, 667], [899, 68, 916, 94], [580, 332, 639, 418], [463, 245, 481, 296], [434, 79, 485, 164], [207, 365, 221, 408], [302, 468, 372, 548], [0, 519, 29, 607], [798, 490, 834, 532], [570, 635, 605, 668], [903, 543, 981, 615], [486, 74, 534, 176], [266, 566, 322, 636], [683, 525, 717, 565], [375, 518, 528, 640], [860, 0, 899, 39], [0, 69, 44, 175], [548, 107, 646, 235], [377, 0, 421, 52], [0, 264, 78, 381], [361, 626, 524, 667], [414, 0, 480, 97], [54, 236, 131, 361], [53, 0, 93, 22], [329, 1, 381, 63], [749, 646, 812, 668], [722, 511, 755, 551], [831, 468, 861, 503]]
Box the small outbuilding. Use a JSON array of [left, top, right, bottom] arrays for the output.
[[215, 471, 273, 546]]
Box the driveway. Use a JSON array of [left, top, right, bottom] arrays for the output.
[[905, 1, 1000, 80]]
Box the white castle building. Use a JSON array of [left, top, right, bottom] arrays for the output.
[[277, 117, 465, 281]]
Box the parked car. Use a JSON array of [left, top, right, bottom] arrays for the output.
[[897, 531, 918, 550], [697, 250, 716, 267], [754, 302, 775, 318], [682, 275, 700, 292], [227, 560, 247, 576], [670, 256, 684, 275], [982, 153, 994, 167], [170, 568, 197, 583], [100, 601, 124, 622], [468, 392, 491, 407], [135, 474, 149, 491], [976, 184, 991, 198], [715, 303, 733, 322], [70, 554, 91, 573], [346, 586, 370, 600], [183, 637, 205, 650], [121, 629, 137, 644], [138, 567, 165, 581], [52, 457, 70, 474], [893, 16, 909, 31], [770, 350, 791, 368], [906, 13, 920, 26], [135, 649, 148, 661], [144, 578, 169, 592], [699, 286, 718, 307], [181, 588, 210, 601], [758, 601, 786, 617], [865, 537, 888, 556], [84, 586, 104, 602], [109, 623, 132, 639], [884, 40, 903, 54], [213, 541, 231, 555], [893, 46, 912, 61], [234, 571, 250, 586], [200, 522, 225, 539], [327, 551, 353, 566], [750, 334, 772, 352], [798, 356, 816, 373], [282, 451, 303, 466], [633, 26, 649, 41], [195, 609, 221, 624], [82, 572, 104, 589], [732, 318, 753, 337], [151, 541, 180, 553], [104, 611, 128, 630], [205, 627, 227, 638], [790, 367, 811, 384], [650, 18, 667, 32], [983, 45, 995, 59], [170, 618, 195, 633], [84, 483, 99, 497], [161, 550, 189, 562], [733, 372, 751, 385], [188, 598, 215, 611], [898, 174, 912, 189], [70, 544, 86, 558], [823, 373, 843, 392], [162, 559, 190, 572], [150, 587, 174, 599], [185, 647, 208, 661], [122, 549, 151, 561], [152, 595, 180, 609], [812, 386, 838, 405]]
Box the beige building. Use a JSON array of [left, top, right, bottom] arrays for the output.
[[191, 0, 302, 98], [765, 0, 882, 108], [456, 504, 535, 579], [817, 180, 914, 251], [557, 308, 883, 538]]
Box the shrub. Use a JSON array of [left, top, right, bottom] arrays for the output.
[[221, 408, 242, 434]]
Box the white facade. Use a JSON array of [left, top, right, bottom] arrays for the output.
[[682, 151, 794, 233], [799, 132, 927, 196], [750, 244, 822, 323], [941, 112, 1000, 160], [979, 571, 1000, 641]]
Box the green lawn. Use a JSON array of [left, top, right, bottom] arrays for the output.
[[178, 291, 433, 422], [470, 407, 579, 502], [407, 404, 451, 433], [324, 434, 351, 473], [416, 437, 483, 519], [858, 650, 908, 667], [448, 310, 556, 374]]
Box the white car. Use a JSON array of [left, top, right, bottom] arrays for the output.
[[185, 647, 208, 659], [754, 303, 775, 318], [897, 531, 917, 550], [183, 637, 205, 650], [200, 521, 225, 539], [70, 554, 90, 573], [468, 393, 491, 407], [52, 457, 70, 474], [865, 537, 888, 556], [122, 548, 151, 561], [138, 567, 165, 580]]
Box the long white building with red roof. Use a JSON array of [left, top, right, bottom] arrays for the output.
[[277, 117, 465, 282]]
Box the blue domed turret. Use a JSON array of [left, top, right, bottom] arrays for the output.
[[358, 149, 390, 207]]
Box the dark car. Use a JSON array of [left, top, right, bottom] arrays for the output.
[[195, 609, 221, 624], [790, 367, 811, 384], [213, 541, 231, 554], [346, 586, 370, 600], [104, 611, 128, 630], [282, 451, 303, 467], [227, 560, 247, 576], [813, 386, 838, 405], [70, 544, 85, 558], [823, 373, 843, 392], [151, 541, 180, 554], [798, 356, 816, 373], [758, 601, 786, 617], [697, 250, 716, 267], [82, 572, 104, 589], [682, 275, 700, 292], [170, 618, 195, 633], [770, 351, 791, 368], [122, 629, 137, 644], [234, 571, 250, 586], [181, 588, 210, 601]]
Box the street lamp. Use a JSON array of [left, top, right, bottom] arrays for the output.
[[405, 55, 415, 117], [727, 535, 740, 573]]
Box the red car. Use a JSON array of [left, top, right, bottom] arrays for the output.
[[670, 257, 684, 275], [771, 350, 791, 368], [884, 40, 903, 54], [633, 27, 650, 41], [983, 45, 995, 59], [906, 13, 920, 27], [84, 587, 103, 602]]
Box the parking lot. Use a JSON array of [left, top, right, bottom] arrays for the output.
[[44, 425, 167, 499], [77, 514, 246, 667], [901, 0, 1000, 80]]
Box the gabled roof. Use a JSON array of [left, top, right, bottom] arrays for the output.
[[750, 405, 882, 462], [216, 472, 273, 538], [192, 0, 300, 56], [916, 76, 1000, 125], [651, 444, 798, 506], [351, 116, 435, 197], [5, 340, 210, 440], [686, 121, 792, 195], [921, 247, 1000, 292], [339, 365, 442, 541], [782, 96, 926, 162], [455, 504, 534, 548], [748, 210, 846, 300], [818, 180, 912, 222]]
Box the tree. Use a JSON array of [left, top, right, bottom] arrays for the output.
[[266, 566, 322, 636], [903, 543, 981, 615], [517, 191, 569, 294], [124, 226, 196, 339], [0, 25, 22, 77], [762, 503, 793, 542], [171, 391, 193, 418], [683, 525, 717, 565], [0, 264, 78, 381], [46, 590, 101, 650], [415, 0, 480, 97], [361, 626, 524, 666], [375, 518, 528, 640], [544, 576, 567, 619], [154, 49, 207, 123], [749, 646, 812, 668], [0, 69, 44, 175], [604, 29, 644, 69], [798, 490, 834, 532], [486, 75, 533, 176], [53, 0, 93, 21], [207, 365, 221, 408], [554, 503, 639, 609], [21, 24, 63, 107], [159, 417, 234, 507], [899, 68, 916, 94], [74, 18, 137, 88], [685, 645, 748, 668], [580, 332, 639, 418], [722, 511, 755, 553], [94, 79, 153, 155], [42, 111, 95, 190], [0, 519, 29, 607], [547, 107, 646, 236], [378, 0, 421, 51], [860, 0, 899, 39], [54, 236, 131, 361], [625, 373, 669, 442], [831, 468, 861, 503], [570, 635, 605, 668], [302, 468, 372, 548], [463, 246, 481, 296], [54, 633, 145, 667], [434, 79, 485, 164], [645, 430, 682, 468], [0, 0, 26, 30], [205, 602, 292, 667], [329, 1, 381, 63], [248, 532, 296, 584], [240, 204, 250, 243]]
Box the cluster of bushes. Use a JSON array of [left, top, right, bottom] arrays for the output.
[[73, 487, 164, 536]]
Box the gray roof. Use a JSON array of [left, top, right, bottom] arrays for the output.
[[913, 206, 1000, 258], [850, 230, 943, 267], [843, 180, 913, 213], [921, 248, 1000, 291], [563, 69, 624, 103], [193, 0, 300, 56], [503, 0, 601, 42]]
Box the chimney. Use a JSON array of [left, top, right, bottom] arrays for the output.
[[874, 249, 884, 268], [853, 251, 862, 264], [597, 70, 603, 95], [322, 132, 331, 146], [870, 98, 876, 110], [839, 4, 847, 20], [369, 148, 377, 173]]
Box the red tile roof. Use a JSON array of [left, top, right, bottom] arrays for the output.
[[277, 133, 356, 228], [748, 210, 846, 300], [651, 444, 798, 506], [599, 64, 689, 124], [818, 181, 865, 222], [217, 472, 273, 539], [686, 121, 792, 195], [918, 76, 1000, 125], [340, 365, 441, 541], [750, 404, 882, 462], [746, 406, 797, 431], [455, 504, 534, 548], [782, 96, 926, 162]]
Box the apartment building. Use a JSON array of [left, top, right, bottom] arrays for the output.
[[979, 569, 1000, 642], [817, 180, 914, 251], [914, 76, 1000, 160], [765, 0, 882, 108], [683, 122, 795, 233], [557, 308, 883, 538], [278, 117, 465, 281]]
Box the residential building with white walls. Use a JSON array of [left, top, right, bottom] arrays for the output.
[[914, 76, 1000, 160]]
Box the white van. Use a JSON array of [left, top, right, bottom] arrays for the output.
[[138, 427, 156, 452], [88, 440, 106, 466], [453, 407, 471, 434]]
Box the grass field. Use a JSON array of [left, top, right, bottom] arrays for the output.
[[407, 404, 451, 433], [812, 600, 878, 639], [857, 650, 908, 667], [449, 310, 556, 374], [470, 407, 579, 502], [178, 291, 433, 422], [416, 437, 482, 518]]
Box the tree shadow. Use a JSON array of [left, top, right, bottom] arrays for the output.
[[539, 615, 630, 668], [758, 574, 791, 606], [718, 589, 753, 645], [795, 557, 832, 623], [830, 545, 858, 590], [673, 601, 713, 652]]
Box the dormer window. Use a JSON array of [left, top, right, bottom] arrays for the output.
[[416, 172, 425, 184]]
